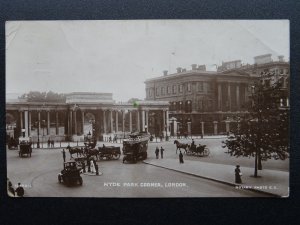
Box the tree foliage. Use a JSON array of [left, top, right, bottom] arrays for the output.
[[19, 91, 66, 103], [222, 79, 289, 176]]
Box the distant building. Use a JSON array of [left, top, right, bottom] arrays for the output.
[[145, 54, 289, 136]]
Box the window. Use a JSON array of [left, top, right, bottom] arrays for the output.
[[156, 88, 159, 96], [179, 84, 183, 93], [161, 87, 165, 96], [185, 100, 192, 113], [149, 88, 153, 97], [198, 82, 203, 92], [167, 86, 171, 94], [207, 100, 213, 110], [198, 100, 203, 111], [187, 83, 191, 92], [207, 82, 213, 92], [178, 101, 183, 111], [172, 85, 177, 94]]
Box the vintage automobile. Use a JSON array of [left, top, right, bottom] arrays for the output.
[[98, 146, 121, 160], [122, 132, 150, 163], [58, 161, 83, 186], [19, 141, 32, 157]]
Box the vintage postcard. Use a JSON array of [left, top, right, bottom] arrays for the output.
[[6, 20, 289, 197]]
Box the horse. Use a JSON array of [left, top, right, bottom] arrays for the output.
[[174, 140, 189, 154], [66, 145, 84, 158]]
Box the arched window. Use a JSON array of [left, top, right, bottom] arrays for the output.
[[185, 100, 192, 113]]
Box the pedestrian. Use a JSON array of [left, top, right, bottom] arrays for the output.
[[191, 139, 195, 149], [160, 147, 164, 159], [82, 161, 86, 173], [51, 140, 54, 148], [7, 178, 15, 197], [47, 139, 50, 148], [95, 163, 99, 175], [160, 134, 163, 142], [16, 183, 24, 197], [109, 136, 112, 142], [155, 147, 159, 159], [235, 165, 242, 184], [179, 150, 184, 164], [90, 159, 96, 173]]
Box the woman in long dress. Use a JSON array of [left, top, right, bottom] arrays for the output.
[[90, 159, 96, 173]]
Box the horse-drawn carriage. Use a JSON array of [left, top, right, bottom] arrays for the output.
[[186, 144, 210, 157], [98, 146, 121, 160], [174, 140, 210, 157], [123, 132, 150, 163], [19, 142, 32, 157], [58, 161, 83, 186], [7, 138, 18, 150]]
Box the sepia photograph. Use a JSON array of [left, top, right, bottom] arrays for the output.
[[5, 20, 289, 197]]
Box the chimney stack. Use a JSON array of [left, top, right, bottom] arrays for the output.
[[182, 68, 187, 72], [278, 55, 284, 62], [191, 64, 197, 70], [163, 70, 168, 76], [176, 67, 182, 73]]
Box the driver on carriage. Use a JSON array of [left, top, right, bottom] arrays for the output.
[[191, 139, 195, 149]]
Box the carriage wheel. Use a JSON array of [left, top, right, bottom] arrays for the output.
[[58, 175, 62, 183], [113, 153, 121, 160], [203, 148, 210, 156]]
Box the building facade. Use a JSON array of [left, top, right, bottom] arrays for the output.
[[145, 54, 289, 136], [6, 92, 169, 141]]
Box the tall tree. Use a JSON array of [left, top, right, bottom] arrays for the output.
[[222, 79, 289, 177]]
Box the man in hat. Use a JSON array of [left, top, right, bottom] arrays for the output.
[[16, 183, 24, 197], [160, 147, 164, 159]]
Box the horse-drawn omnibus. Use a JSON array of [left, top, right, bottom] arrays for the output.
[[122, 132, 150, 163]]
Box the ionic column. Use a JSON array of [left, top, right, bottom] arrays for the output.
[[122, 111, 125, 132], [213, 121, 218, 135], [110, 110, 113, 133], [28, 111, 31, 137], [225, 120, 230, 133], [69, 110, 73, 135], [136, 110, 140, 131], [47, 111, 50, 135], [55, 111, 59, 135], [201, 121, 205, 136], [115, 111, 119, 132], [145, 110, 149, 132], [142, 110, 145, 131], [129, 111, 132, 132], [228, 83, 231, 111], [20, 111, 23, 130], [38, 111, 41, 136], [24, 110, 29, 138], [173, 119, 177, 136], [187, 122, 191, 135], [81, 110, 85, 134], [163, 111, 166, 136], [73, 110, 77, 135], [166, 110, 170, 135], [236, 85, 240, 110], [103, 110, 107, 134], [218, 83, 222, 111]]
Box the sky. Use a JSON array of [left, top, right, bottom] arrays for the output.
[[6, 20, 289, 102]]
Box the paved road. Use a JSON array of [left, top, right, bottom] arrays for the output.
[[7, 147, 267, 197]]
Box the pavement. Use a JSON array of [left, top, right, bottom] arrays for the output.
[[143, 158, 289, 197]]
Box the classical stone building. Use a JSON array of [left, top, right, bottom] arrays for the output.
[[6, 92, 169, 141], [145, 54, 289, 136]]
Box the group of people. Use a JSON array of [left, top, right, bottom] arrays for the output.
[[155, 146, 164, 159], [47, 139, 55, 148], [7, 179, 25, 197], [108, 135, 118, 143]]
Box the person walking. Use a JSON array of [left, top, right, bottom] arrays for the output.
[[179, 151, 184, 164], [47, 139, 50, 148], [7, 178, 15, 197], [235, 165, 242, 184], [16, 183, 24, 197], [160, 147, 164, 159], [62, 149, 66, 162], [155, 147, 159, 159]]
